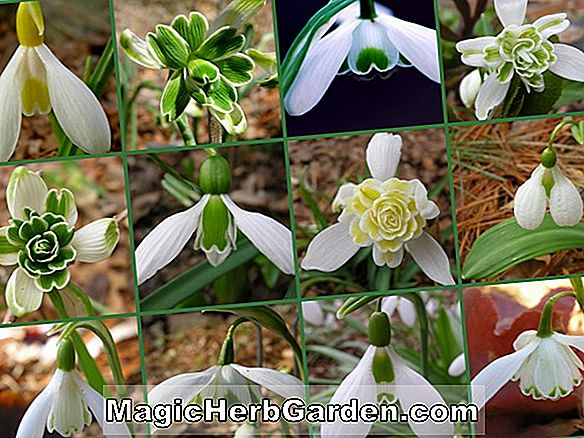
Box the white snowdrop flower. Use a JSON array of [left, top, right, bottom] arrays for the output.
[[514, 163, 583, 230], [471, 329, 584, 407], [456, 0, 584, 120], [302, 301, 326, 326], [135, 154, 294, 284], [448, 353, 466, 377], [0, 2, 111, 161], [301, 133, 455, 286], [459, 69, 482, 109], [381, 295, 417, 327], [321, 345, 454, 437], [284, 2, 440, 115]]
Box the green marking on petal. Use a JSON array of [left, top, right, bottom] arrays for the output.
[[206, 77, 237, 113], [50, 222, 75, 247], [35, 269, 70, 292], [171, 12, 209, 51], [355, 47, 390, 74], [45, 188, 76, 221], [147, 25, 190, 69], [160, 70, 191, 122], [196, 26, 245, 62], [187, 58, 221, 86], [215, 53, 254, 86]]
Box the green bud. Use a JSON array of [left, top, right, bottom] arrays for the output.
[[56, 338, 76, 372], [368, 311, 391, 347], [199, 155, 232, 194], [540, 148, 557, 169], [372, 347, 395, 384]]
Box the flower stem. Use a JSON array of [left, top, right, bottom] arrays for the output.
[[406, 293, 429, 377], [218, 317, 247, 365], [536, 291, 577, 337], [547, 119, 575, 149], [359, 0, 377, 19], [175, 115, 197, 147], [66, 282, 97, 316], [570, 277, 584, 313]]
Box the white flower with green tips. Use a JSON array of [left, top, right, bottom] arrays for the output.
[[135, 154, 294, 284], [472, 329, 584, 407], [514, 163, 583, 230], [285, 2, 440, 115], [120, 11, 255, 135], [456, 0, 584, 120], [0, 2, 111, 161], [0, 167, 120, 317], [301, 133, 454, 286]]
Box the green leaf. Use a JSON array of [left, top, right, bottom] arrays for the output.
[[463, 215, 584, 280], [571, 121, 584, 145], [160, 71, 191, 122], [520, 71, 563, 116], [336, 295, 377, 319], [281, 0, 354, 94], [434, 307, 459, 365], [147, 25, 190, 69], [141, 239, 259, 311], [555, 79, 584, 108], [72, 332, 109, 395], [196, 27, 245, 62], [171, 12, 209, 51]]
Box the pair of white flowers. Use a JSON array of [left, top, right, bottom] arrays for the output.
[[285, 2, 440, 115], [457, 0, 584, 119], [0, 2, 111, 161]]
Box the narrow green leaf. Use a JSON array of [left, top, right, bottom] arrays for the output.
[[141, 239, 258, 311], [463, 215, 584, 280]]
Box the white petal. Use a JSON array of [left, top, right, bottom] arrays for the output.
[[514, 165, 547, 230], [285, 20, 358, 115], [35, 45, 111, 154], [494, 0, 527, 27], [6, 268, 44, 317], [72, 218, 120, 263], [148, 367, 217, 406], [48, 370, 91, 435], [456, 37, 498, 67], [397, 298, 417, 327], [448, 353, 466, 377], [405, 232, 455, 285], [373, 245, 404, 268], [471, 339, 539, 409], [549, 166, 583, 226], [550, 44, 584, 82], [332, 183, 357, 212], [377, 14, 440, 82], [73, 372, 131, 437], [381, 296, 399, 316], [459, 69, 483, 109], [475, 73, 510, 120], [366, 133, 402, 180], [534, 13, 570, 39], [16, 370, 57, 438], [320, 346, 376, 438], [302, 301, 325, 325], [7, 166, 48, 220], [221, 195, 295, 275], [119, 28, 164, 69], [552, 333, 584, 353], [412, 179, 440, 220], [201, 243, 233, 267], [0, 227, 18, 265], [389, 348, 454, 437], [135, 196, 209, 284], [230, 364, 305, 399], [301, 220, 359, 272], [0, 46, 24, 161], [347, 20, 399, 75]]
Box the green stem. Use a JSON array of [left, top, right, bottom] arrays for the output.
[[570, 277, 584, 313], [406, 293, 429, 377], [66, 282, 97, 317], [175, 115, 197, 147], [376, 297, 382, 312], [359, 0, 377, 19], [547, 119, 575, 149], [537, 291, 577, 337], [218, 317, 247, 365]]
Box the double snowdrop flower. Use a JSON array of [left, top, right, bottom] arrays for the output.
[[0, 2, 111, 161], [471, 329, 584, 407], [0, 167, 120, 317], [284, 2, 440, 115], [136, 154, 294, 284], [514, 162, 583, 230], [16, 340, 130, 437], [456, 0, 584, 120], [301, 133, 454, 286]]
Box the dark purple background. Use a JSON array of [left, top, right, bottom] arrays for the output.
[[275, 0, 445, 136]]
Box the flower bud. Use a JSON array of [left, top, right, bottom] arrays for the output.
[[199, 155, 232, 194], [16, 2, 45, 47], [368, 311, 391, 347], [56, 338, 76, 372], [540, 148, 557, 169], [459, 69, 482, 109]]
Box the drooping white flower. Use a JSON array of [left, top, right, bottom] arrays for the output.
[[448, 353, 466, 377], [301, 133, 455, 286], [16, 368, 130, 437], [514, 163, 583, 230], [302, 301, 326, 325], [0, 167, 120, 316], [381, 295, 417, 327], [284, 3, 440, 115], [471, 329, 584, 407], [0, 2, 111, 161], [459, 69, 483, 109], [321, 345, 454, 437], [456, 0, 584, 120], [148, 364, 304, 430]]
